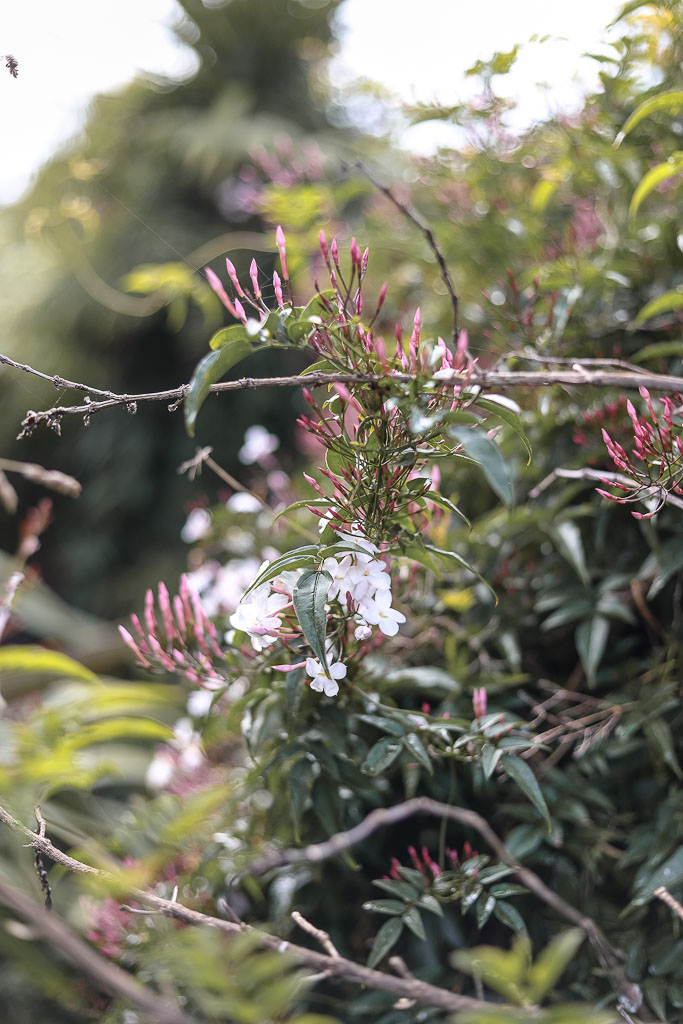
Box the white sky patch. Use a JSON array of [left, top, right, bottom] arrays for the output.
[[0, 0, 626, 204]]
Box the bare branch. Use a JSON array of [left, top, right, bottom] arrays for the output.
[[0, 458, 81, 497], [0, 801, 496, 1016], [350, 161, 460, 346], [0, 878, 197, 1024], [5, 346, 683, 437], [244, 796, 641, 1012], [529, 466, 683, 511], [654, 886, 683, 922], [291, 910, 340, 958]]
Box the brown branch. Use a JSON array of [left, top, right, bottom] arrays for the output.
[[654, 886, 683, 922], [351, 161, 460, 346], [244, 796, 642, 1013], [0, 458, 81, 497], [0, 878, 197, 1024], [0, 802, 494, 1016], [5, 347, 683, 436]]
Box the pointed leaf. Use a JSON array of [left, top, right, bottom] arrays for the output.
[[527, 928, 585, 1003], [501, 754, 551, 830], [476, 893, 497, 929], [481, 743, 503, 780], [493, 900, 528, 934], [475, 396, 532, 465], [549, 520, 589, 586], [616, 91, 683, 144], [367, 916, 403, 969], [245, 547, 319, 594], [575, 616, 610, 687], [0, 646, 98, 684], [373, 878, 421, 901], [402, 906, 426, 940], [403, 732, 433, 773], [292, 568, 332, 669], [448, 426, 514, 506], [634, 288, 683, 326], [362, 899, 405, 916], [644, 717, 682, 779], [361, 737, 403, 776], [633, 845, 683, 902], [422, 491, 471, 527], [416, 894, 444, 917], [629, 154, 683, 220], [184, 338, 255, 436]]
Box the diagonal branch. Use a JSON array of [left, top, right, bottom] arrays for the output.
[[0, 802, 496, 1017], [4, 346, 683, 437], [243, 796, 642, 1013], [0, 878, 197, 1024]]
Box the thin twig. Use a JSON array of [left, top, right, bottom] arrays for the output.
[[529, 466, 683, 510], [351, 161, 460, 346], [291, 910, 340, 958], [0, 570, 24, 643], [654, 886, 683, 922], [244, 796, 641, 1012], [0, 878, 196, 1024], [0, 802, 495, 1016]]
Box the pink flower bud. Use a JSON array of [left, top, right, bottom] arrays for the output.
[[157, 581, 176, 642], [173, 594, 187, 636], [144, 588, 157, 637], [273, 271, 284, 308], [331, 237, 339, 268], [118, 626, 151, 667], [355, 291, 363, 316], [249, 258, 261, 298], [361, 247, 369, 276], [225, 258, 245, 297], [276, 225, 288, 280], [377, 283, 387, 312], [350, 237, 361, 270], [319, 230, 329, 261], [234, 298, 248, 325], [205, 267, 239, 318], [472, 686, 487, 720]]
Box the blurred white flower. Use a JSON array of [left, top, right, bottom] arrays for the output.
[[238, 425, 279, 465], [187, 688, 216, 717], [181, 507, 212, 543], [226, 492, 262, 513], [146, 749, 175, 790]]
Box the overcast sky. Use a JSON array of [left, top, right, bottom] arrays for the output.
[[0, 0, 625, 204]]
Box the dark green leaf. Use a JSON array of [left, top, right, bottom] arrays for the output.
[[475, 396, 532, 465], [634, 845, 683, 902], [644, 717, 682, 779], [416, 894, 444, 917], [481, 743, 502, 779], [362, 899, 405, 916], [361, 737, 403, 776], [575, 616, 610, 687], [501, 754, 551, 830], [476, 893, 497, 929], [367, 916, 403, 969], [373, 878, 422, 901], [402, 906, 427, 940], [493, 900, 527, 934], [403, 732, 433, 773], [448, 426, 514, 506], [184, 338, 255, 436], [292, 568, 332, 669]]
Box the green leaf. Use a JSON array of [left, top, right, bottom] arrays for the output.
[[355, 714, 405, 737], [403, 732, 433, 773], [526, 929, 585, 1002], [422, 491, 471, 527], [0, 646, 98, 684], [481, 743, 503, 780], [476, 893, 497, 929], [629, 153, 683, 220], [245, 547, 319, 593], [288, 755, 314, 840], [616, 90, 683, 144], [423, 543, 497, 601], [362, 899, 405, 916], [633, 288, 683, 327], [208, 322, 250, 351], [361, 737, 403, 776], [549, 520, 589, 586], [367, 916, 403, 969], [632, 340, 683, 362], [448, 426, 514, 506], [644, 717, 682, 779], [184, 338, 255, 436], [452, 936, 530, 1003], [493, 900, 527, 934], [372, 878, 421, 901], [575, 616, 610, 688], [292, 568, 332, 669], [402, 906, 426, 940], [500, 754, 551, 830], [416, 894, 444, 917], [634, 845, 683, 902], [475, 396, 532, 465], [488, 884, 530, 899]]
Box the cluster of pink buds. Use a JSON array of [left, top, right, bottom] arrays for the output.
[[597, 387, 683, 519], [445, 841, 479, 870], [118, 576, 224, 687], [472, 686, 487, 720], [204, 224, 290, 320], [388, 846, 440, 882]]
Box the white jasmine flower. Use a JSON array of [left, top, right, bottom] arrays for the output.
[[305, 656, 347, 697], [354, 621, 373, 641], [347, 557, 391, 603], [359, 590, 406, 637], [321, 554, 354, 603], [226, 492, 262, 513], [229, 583, 289, 652], [181, 507, 212, 543], [238, 425, 279, 465]]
